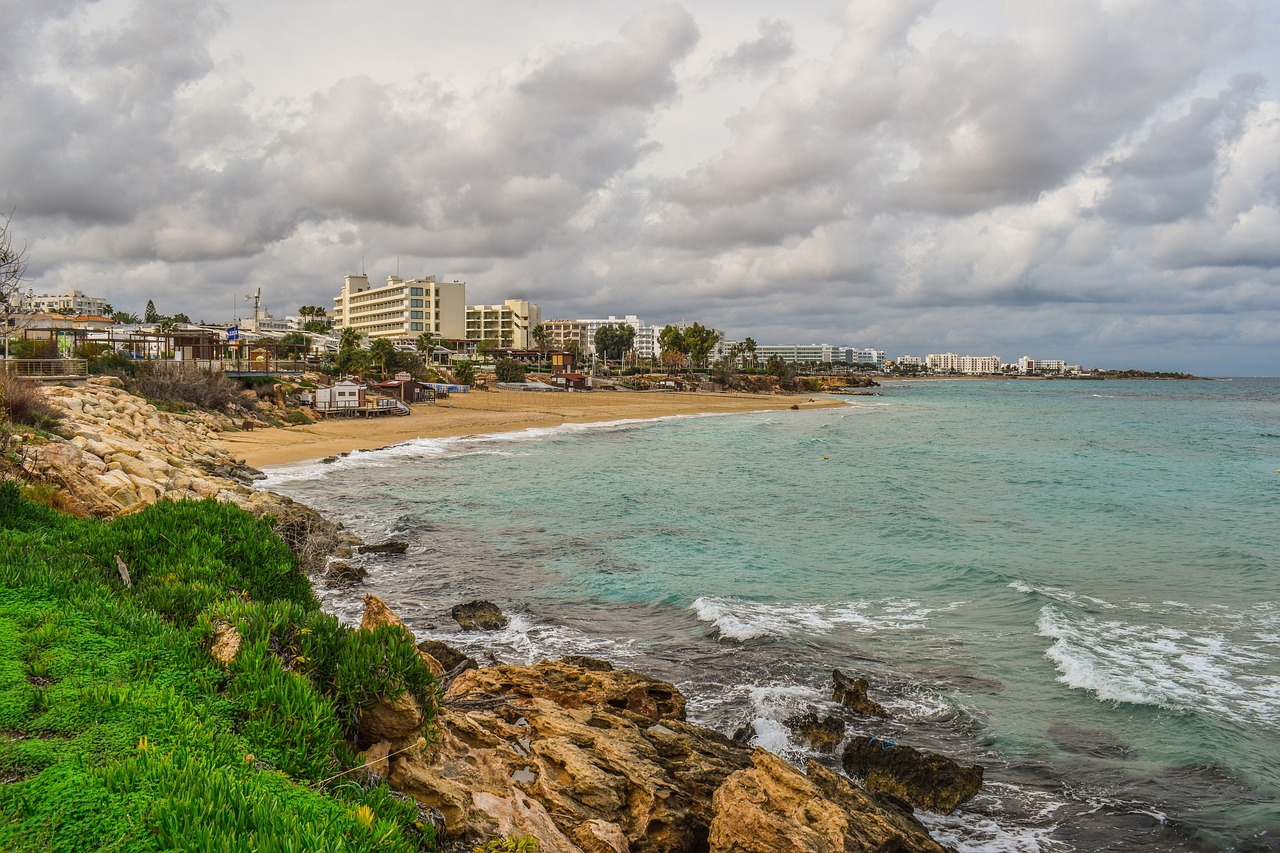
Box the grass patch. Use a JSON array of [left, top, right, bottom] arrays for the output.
[[0, 482, 439, 850]]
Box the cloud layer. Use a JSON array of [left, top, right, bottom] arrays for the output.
[[3, 0, 1278, 372]]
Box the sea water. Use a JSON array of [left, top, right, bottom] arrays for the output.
[[263, 378, 1280, 851]]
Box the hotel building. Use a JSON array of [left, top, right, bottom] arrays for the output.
[[333, 274, 466, 341], [465, 299, 542, 350]]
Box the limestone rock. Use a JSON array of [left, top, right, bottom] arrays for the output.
[[832, 669, 889, 718], [358, 690, 424, 747], [707, 748, 950, 853], [450, 658, 686, 723], [782, 710, 846, 753], [210, 621, 242, 668], [359, 739, 393, 782], [841, 736, 983, 814], [451, 600, 509, 631]]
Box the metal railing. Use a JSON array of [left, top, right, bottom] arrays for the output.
[[0, 358, 88, 377]]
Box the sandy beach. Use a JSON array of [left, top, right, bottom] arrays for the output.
[[216, 389, 844, 469]]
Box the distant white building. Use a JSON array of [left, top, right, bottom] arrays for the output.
[[27, 289, 111, 317], [926, 353, 961, 372], [844, 348, 886, 369], [466, 299, 542, 350], [578, 315, 662, 360], [1017, 357, 1080, 375], [755, 344, 843, 364], [897, 355, 922, 367], [334, 274, 466, 341], [958, 355, 1002, 374]]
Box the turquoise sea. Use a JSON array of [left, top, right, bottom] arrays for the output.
[[263, 378, 1280, 851]]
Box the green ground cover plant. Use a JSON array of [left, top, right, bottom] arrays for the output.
[[0, 484, 439, 851]]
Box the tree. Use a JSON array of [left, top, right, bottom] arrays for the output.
[[532, 323, 548, 351], [767, 355, 797, 390], [144, 300, 159, 323], [453, 360, 475, 385], [111, 311, 140, 324], [369, 338, 397, 378], [1, 211, 30, 361], [171, 312, 191, 324], [298, 305, 328, 318], [338, 327, 365, 352], [682, 323, 721, 368], [658, 325, 688, 360], [495, 358, 526, 383], [303, 320, 330, 334], [593, 323, 635, 362], [741, 337, 757, 369], [280, 331, 311, 357]]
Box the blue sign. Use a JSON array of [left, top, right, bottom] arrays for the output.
[[227, 326, 239, 342]]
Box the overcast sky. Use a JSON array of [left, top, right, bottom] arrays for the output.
[[4, 0, 1279, 373]]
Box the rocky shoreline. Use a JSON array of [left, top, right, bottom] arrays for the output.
[[14, 381, 983, 851]]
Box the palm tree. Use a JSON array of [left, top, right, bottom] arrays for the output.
[[339, 327, 364, 352], [369, 338, 396, 379]]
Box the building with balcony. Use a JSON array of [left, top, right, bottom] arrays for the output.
[[465, 299, 541, 350], [26, 289, 111, 316], [333, 274, 466, 341], [543, 320, 589, 353]]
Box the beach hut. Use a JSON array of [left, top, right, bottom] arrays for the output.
[[313, 378, 364, 413]]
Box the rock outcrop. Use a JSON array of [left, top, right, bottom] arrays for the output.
[[832, 669, 889, 718], [388, 656, 956, 852], [450, 600, 509, 631], [841, 736, 983, 814], [783, 710, 846, 753], [708, 749, 949, 853]]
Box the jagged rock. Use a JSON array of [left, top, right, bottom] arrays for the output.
[[417, 639, 476, 674], [832, 669, 889, 718], [451, 600, 509, 631], [707, 748, 950, 853], [391, 691, 748, 850], [360, 540, 409, 555], [325, 561, 367, 585], [782, 710, 846, 752], [209, 621, 242, 667], [450, 658, 686, 723], [841, 736, 983, 814]]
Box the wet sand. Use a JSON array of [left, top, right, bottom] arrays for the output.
[[216, 389, 843, 469]]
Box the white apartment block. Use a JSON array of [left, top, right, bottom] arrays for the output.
[[897, 355, 923, 367], [926, 353, 961, 372], [1017, 357, 1079, 375], [755, 344, 843, 364], [466, 299, 542, 350], [958, 355, 1002, 374], [333, 274, 465, 341], [846, 348, 886, 369], [27, 289, 111, 316]]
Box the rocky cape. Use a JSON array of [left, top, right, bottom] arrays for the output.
[[13, 383, 978, 851]]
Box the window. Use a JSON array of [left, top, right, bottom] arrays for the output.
[[410, 287, 423, 296], [411, 311, 423, 319], [411, 322, 423, 331], [410, 299, 423, 308]]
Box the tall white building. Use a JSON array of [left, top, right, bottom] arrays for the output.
[[926, 353, 961, 372], [755, 344, 843, 364], [958, 355, 1002, 374], [333, 274, 466, 340]]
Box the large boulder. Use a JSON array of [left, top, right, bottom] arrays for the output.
[[832, 669, 889, 718], [450, 658, 685, 723], [451, 600, 509, 630], [841, 736, 983, 814], [417, 639, 476, 674], [708, 748, 951, 853]]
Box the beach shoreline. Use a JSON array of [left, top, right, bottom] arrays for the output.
[[216, 389, 845, 469]]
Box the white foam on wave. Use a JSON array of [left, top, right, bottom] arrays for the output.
[[1036, 604, 1280, 725], [427, 612, 641, 667], [691, 596, 953, 641], [261, 410, 776, 485], [1008, 581, 1115, 610]]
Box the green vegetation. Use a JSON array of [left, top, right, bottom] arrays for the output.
[[494, 359, 526, 384], [453, 361, 475, 386], [0, 485, 440, 850], [474, 837, 538, 853]]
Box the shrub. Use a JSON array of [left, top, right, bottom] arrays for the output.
[[132, 365, 244, 411], [495, 358, 525, 383], [0, 371, 61, 429]]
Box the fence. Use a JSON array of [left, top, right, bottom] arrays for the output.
[[0, 359, 88, 378]]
